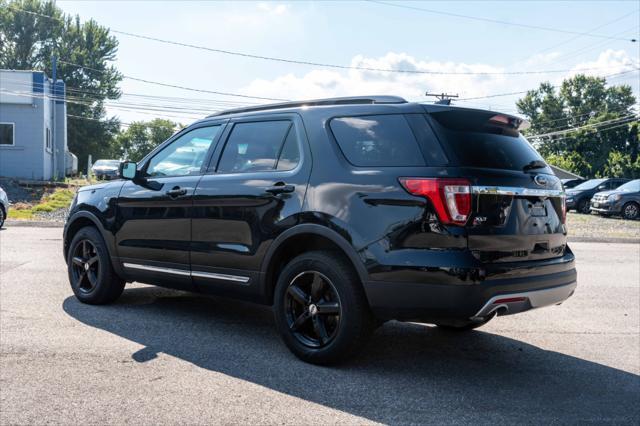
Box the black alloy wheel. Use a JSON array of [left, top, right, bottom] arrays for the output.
[[285, 271, 342, 348], [274, 250, 375, 364], [67, 226, 125, 304], [622, 202, 639, 220], [70, 239, 101, 294]]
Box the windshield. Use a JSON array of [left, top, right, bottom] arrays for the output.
[[572, 179, 607, 191], [615, 179, 640, 192], [94, 160, 120, 167]]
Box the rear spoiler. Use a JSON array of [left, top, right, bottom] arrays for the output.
[[423, 105, 531, 132], [488, 114, 531, 131]]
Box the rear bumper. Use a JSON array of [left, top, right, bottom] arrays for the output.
[[364, 253, 577, 321]]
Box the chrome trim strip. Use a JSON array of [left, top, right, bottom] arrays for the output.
[[191, 271, 250, 283], [123, 262, 191, 277], [123, 262, 250, 284], [470, 281, 577, 320], [472, 186, 564, 198]]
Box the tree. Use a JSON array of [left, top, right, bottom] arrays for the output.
[[516, 74, 637, 177], [115, 119, 177, 161], [0, 0, 123, 167]]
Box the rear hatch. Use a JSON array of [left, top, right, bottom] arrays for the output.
[[425, 107, 566, 263]]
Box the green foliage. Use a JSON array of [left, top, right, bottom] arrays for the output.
[[601, 151, 640, 179], [114, 119, 178, 161], [0, 0, 123, 168], [517, 74, 637, 178]]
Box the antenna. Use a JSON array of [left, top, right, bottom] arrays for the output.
[[425, 92, 459, 105]]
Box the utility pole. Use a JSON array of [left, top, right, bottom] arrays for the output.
[[51, 55, 57, 181], [425, 92, 459, 105]]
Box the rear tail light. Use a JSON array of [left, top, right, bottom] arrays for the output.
[[399, 178, 472, 225]]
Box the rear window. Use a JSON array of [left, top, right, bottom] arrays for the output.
[[428, 111, 545, 171], [330, 115, 426, 167]]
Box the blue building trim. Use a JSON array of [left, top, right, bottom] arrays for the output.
[[32, 72, 45, 93], [54, 81, 65, 104]]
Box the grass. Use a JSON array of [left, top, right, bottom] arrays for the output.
[[7, 189, 75, 220]]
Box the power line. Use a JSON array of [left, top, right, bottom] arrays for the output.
[[5, 5, 637, 76], [528, 115, 638, 138], [367, 0, 638, 42]]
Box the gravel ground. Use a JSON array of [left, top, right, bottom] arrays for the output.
[[34, 207, 70, 222], [567, 212, 640, 239]]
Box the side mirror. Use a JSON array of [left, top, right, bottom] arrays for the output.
[[119, 161, 138, 180]]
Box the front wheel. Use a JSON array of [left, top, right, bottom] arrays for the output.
[[577, 199, 591, 214], [67, 226, 125, 304], [273, 251, 374, 365], [622, 202, 639, 220], [0, 206, 5, 228]]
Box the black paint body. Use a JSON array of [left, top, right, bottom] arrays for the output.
[[64, 101, 577, 322]]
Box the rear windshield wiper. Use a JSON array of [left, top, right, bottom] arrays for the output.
[[523, 160, 548, 172]]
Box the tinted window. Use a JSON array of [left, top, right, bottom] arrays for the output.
[[330, 115, 426, 167], [429, 111, 545, 171], [404, 114, 448, 166], [146, 125, 220, 177], [276, 127, 300, 171], [218, 121, 291, 173], [0, 123, 14, 145]]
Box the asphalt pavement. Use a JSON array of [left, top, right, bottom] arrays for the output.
[[1, 227, 638, 425]]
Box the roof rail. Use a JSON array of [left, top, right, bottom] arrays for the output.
[[207, 95, 408, 117]]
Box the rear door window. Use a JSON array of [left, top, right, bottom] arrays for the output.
[[217, 121, 292, 173], [329, 115, 426, 167]]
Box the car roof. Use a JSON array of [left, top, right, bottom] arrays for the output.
[[196, 95, 529, 129]]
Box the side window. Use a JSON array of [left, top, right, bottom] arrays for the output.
[[329, 114, 426, 167], [146, 125, 221, 177], [218, 121, 292, 173], [276, 127, 300, 171]]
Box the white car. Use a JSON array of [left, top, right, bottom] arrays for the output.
[[0, 186, 8, 228]]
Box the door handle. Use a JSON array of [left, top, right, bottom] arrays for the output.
[[266, 183, 295, 195], [166, 187, 187, 198]]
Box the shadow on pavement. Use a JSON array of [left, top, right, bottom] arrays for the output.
[[63, 287, 640, 424]]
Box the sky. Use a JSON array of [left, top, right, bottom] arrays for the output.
[[54, 0, 640, 125]]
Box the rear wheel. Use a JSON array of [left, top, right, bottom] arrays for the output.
[[273, 251, 374, 365], [67, 226, 125, 304], [577, 199, 591, 214], [622, 202, 639, 220]]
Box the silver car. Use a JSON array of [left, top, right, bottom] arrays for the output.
[[0, 186, 8, 228]]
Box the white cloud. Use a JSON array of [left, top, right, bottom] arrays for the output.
[[257, 2, 290, 16], [240, 50, 639, 113], [570, 49, 640, 78]]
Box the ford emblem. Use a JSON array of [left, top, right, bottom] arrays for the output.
[[534, 175, 548, 187]]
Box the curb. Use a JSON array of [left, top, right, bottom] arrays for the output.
[[567, 236, 640, 244], [3, 220, 639, 244], [4, 220, 65, 228]]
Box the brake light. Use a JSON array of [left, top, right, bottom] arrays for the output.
[[399, 178, 472, 225]]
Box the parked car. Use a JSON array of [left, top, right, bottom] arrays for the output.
[[91, 159, 121, 180], [565, 178, 629, 213], [561, 178, 586, 189], [63, 96, 577, 364], [590, 179, 640, 220], [0, 186, 8, 228]]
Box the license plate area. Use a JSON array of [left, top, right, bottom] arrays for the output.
[[530, 202, 547, 217]]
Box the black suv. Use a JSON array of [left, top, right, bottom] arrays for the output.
[[63, 96, 577, 364]]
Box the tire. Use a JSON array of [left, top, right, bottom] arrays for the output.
[[273, 250, 375, 365], [67, 226, 125, 305], [435, 312, 495, 331], [622, 202, 640, 220], [0, 206, 5, 228], [577, 199, 591, 214]]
